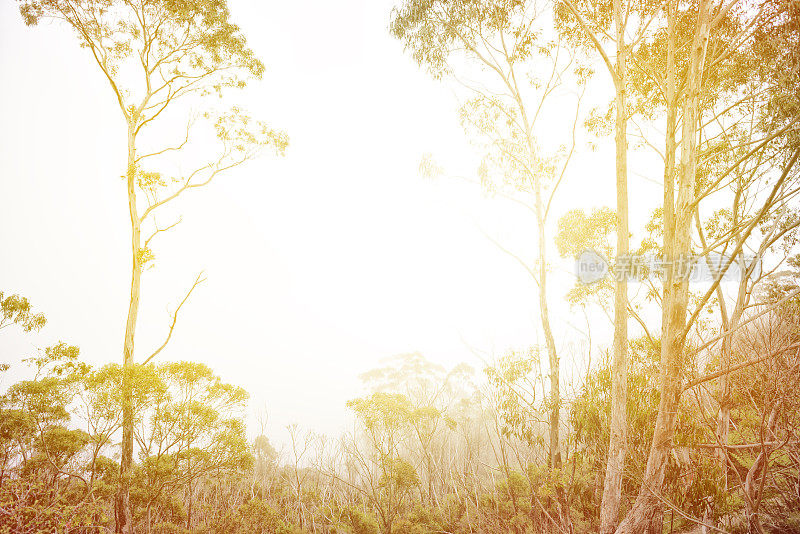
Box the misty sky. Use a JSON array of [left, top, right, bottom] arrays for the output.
[[0, 0, 663, 442]]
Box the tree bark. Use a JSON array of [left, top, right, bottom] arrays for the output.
[[535, 190, 560, 473], [116, 118, 140, 534], [615, 1, 712, 531], [599, 0, 629, 530], [514, 77, 568, 527]]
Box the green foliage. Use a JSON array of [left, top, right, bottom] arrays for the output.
[[208, 498, 293, 534], [391, 0, 531, 79], [0, 349, 256, 533], [19, 0, 265, 81], [555, 208, 617, 307], [569, 337, 662, 523], [348, 392, 414, 432], [0, 291, 46, 333], [0, 478, 108, 533], [379, 458, 419, 493], [555, 207, 617, 259], [332, 506, 377, 534], [393, 505, 444, 534], [485, 348, 543, 446]]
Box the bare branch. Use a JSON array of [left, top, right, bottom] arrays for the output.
[[142, 273, 206, 366], [144, 217, 182, 248], [682, 342, 800, 392]]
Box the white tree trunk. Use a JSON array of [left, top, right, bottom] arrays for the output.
[[600, 0, 629, 530], [116, 119, 140, 534], [616, 1, 712, 531]]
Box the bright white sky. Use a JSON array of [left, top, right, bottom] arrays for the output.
[[0, 0, 665, 443]]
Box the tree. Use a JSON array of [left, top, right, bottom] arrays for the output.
[[617, 1, 800, 530], [129, 361, 252, 532], [390, 4, 585, 527], [284, 423, 315, 529], [346, 392, 421, 534], [0, 291, 46, 472], [552, 0, 670, 527], [16, 1, 288, 531], [0, 343, 104, 532], [0, 347, 257, 533], [0, 291, 46, 334], [360, 353, 474, 509], [483, 348, 568, 532]]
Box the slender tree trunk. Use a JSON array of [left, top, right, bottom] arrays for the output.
[[517, 100, 561, 474], [534, 176, 572, 532], [600, 1, 628, 531], [426, 452, 435, 508], [146, 502, 152, 534], [498, 435, 521, 527], [535, 193, 560, 472], [716, 278, 745, 482], [742, 404, 779, 534], [515, 86, 569, 528], [1, 450, 7, 489], [743, 451, 768, 534], [663, 0, 677, 318], [116, 118, 140, 534], [616, 3, 712, 531]]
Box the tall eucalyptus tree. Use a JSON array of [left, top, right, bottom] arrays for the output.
[[16, 1, 287, 530]]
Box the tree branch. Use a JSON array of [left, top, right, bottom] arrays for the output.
[[142, 273, 206, 366]]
